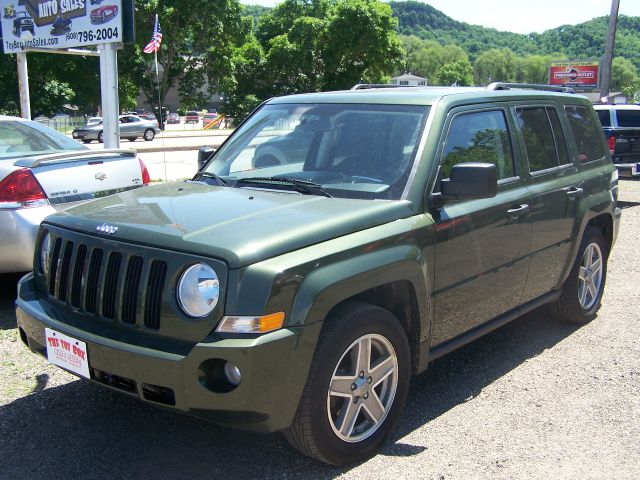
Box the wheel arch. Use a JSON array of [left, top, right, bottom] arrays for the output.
[[288, 247, 431, 375]]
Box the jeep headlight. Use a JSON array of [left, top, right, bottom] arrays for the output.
[[177, 263, 220, 317]]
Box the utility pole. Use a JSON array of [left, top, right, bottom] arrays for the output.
[[600, 0, 620, 102], [16, 52, 30, 119], [98, 43, 121, 149]]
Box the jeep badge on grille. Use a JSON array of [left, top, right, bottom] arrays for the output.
[[97, 224, 118, 234]]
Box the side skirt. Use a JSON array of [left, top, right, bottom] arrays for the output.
[[417, 290, 561, 373]]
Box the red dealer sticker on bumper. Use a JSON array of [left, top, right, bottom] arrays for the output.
[[45, 328, 90, 379]]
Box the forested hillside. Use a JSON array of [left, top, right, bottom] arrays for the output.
[[390, 1, 640, 67]]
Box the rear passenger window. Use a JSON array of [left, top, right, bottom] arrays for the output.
[[565, 106, 607, 163], [616, 110, 640, 128], [596, 109, 611, 127], [516, 107, 569, 172], [441, 110, 515, 180]]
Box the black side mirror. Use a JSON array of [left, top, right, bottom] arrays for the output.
[[198, 146, 216, 170], [434, 162, 498, 204]]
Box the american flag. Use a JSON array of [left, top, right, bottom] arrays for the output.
[[143, 14, 162, 53]]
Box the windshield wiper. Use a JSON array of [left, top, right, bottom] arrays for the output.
[[232, 176, 332, 197], [197, 171, 227, 186]]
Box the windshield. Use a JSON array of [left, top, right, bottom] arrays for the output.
[[205, 103, 429, 200], [0, 120, 87, 159]]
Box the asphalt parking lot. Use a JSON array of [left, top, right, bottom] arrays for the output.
[[1, 180, 639, 479]]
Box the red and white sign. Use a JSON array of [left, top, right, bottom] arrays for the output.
[[549, 61, 599, 88], [45, 328, 90, 379]]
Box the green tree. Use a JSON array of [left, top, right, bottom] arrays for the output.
[[516, 55, 552, 84], [322, 0, 403, 89], [33, 80, 75, 117], [435, 59, 474, 86], [224, 0, 402, 119], [474, 48, 519, 85], [611, 56, 639, 100], [118, 0, 250, 114]]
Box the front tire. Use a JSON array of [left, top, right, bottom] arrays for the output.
[[97, 131, 103, 143], [551, 226, 608, 323], [143, 129, 155, 141], [284, 302, 410, 465]]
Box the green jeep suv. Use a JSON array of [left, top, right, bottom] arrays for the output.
[[16, 84, 621, 465]]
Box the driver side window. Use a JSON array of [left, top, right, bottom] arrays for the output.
[[441, 110, 515, 180]]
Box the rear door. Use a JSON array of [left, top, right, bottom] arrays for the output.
[[514, 103, 586, 303], [431, 105, 532, 346]]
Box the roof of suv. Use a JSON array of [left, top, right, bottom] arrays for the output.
[[593, 104, 640, 110], [268, 86, 587, 106]]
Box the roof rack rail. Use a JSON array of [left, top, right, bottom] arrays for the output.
[[486, 82, 576, 94], [350, 84, 420, 90]]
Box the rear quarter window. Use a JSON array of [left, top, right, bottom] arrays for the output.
[[564, 105, 606, 163], [596, 109, 611, 127], [616, 110, 640, 128]]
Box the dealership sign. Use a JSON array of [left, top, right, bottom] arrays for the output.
[[1, 0, 123, 53], [549, 61, 599, 88]]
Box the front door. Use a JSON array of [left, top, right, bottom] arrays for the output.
[[431, 106, 532, 347]]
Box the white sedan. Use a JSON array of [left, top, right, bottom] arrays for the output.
[[0, 115, 151, 273]]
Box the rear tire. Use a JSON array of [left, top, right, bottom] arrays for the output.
[[284, 302, 410, 465], [81, 140, 92, 144], [551, 226, 608, 324], [97, 131, 103, 143]]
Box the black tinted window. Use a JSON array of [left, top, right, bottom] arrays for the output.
[[616, 110, 640, 128], [596, 109, 611, 127], [441, 110, 515, 180], [565, 106, 606, 163], [516, 107, 569, 172]]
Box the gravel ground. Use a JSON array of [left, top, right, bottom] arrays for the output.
[[1, 180, 639, 479]]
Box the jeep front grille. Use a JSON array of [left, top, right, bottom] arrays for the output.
[[43, 236, 167, 330]]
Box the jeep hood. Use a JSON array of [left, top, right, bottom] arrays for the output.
[[44, 182, 414, 268]]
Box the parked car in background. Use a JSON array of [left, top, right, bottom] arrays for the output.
[[593, 104, 640, 177], [185, 111, 199, 123], [166, 112, 180, 124], [0, 115, 150, 273], [202, 112, 219, 127], [86, 116, 102, 126], [72, 115, 161, 143]]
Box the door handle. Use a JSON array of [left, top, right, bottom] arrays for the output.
[[565, 187, 584, 199], [506, 204, 530, 219]]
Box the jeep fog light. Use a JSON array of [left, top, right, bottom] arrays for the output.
[[223, 361, 242, 386], [216, 312, 285, 334], [177, 263, 220, 317]]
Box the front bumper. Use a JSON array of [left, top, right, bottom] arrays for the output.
[[0, 205, 56, 273], [72, 130, 99, 141], [16, 274, 320, 432]]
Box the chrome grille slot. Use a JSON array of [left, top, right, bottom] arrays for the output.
[[85, 248, 103, 314], [48, 237, 62, 296], [58, 241, 74, 302], [102, 252, 122, 319], [144, 260, 167, 330], [122, 256, 143, 324], [71, 244, 87, 308]]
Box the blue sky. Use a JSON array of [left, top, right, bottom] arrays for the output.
[[239, 0, 640, 34]]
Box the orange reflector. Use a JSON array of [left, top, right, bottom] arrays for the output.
[[259, 312, 286, 333]]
